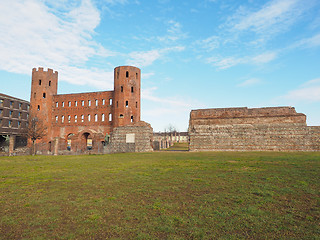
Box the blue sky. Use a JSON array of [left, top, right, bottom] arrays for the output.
[[1, 0, 320, 131]]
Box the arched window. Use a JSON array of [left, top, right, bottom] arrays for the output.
[[102, 114, 105, 121], [75, 115, 77, 122], [49, 81, 51, 86], [81, 115, 84, 122], [95, 114, 98, 122], [131, 87, 134, 93], [109, 99, 112, 105], [62, 116, 64, 123], [126, 71, 129, 78], [39, 79, 41, 85], [109, 113, 112, 122], [121, 86, 123, 92], [88, 114, 91, 122], [119, 114, 124, 118], [68, 101, 71, 107], [37, 105, 40, 111], [131, 116, 134, 122], [95, 99, 98, 106], [126, 101, 128, 107], [88, 100, 91, 106], [43, 93, 46, 98], [68, 115, 71, 123], [55, 116, 58, 123]]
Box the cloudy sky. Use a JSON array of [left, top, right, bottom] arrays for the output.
[[1, 0, 320, 131]]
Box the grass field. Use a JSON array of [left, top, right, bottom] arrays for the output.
[[0, 152, 319, 239]]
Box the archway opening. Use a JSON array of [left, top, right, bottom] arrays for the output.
[[82, 132, 92, 150]]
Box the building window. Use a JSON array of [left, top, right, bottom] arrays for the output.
[[102, 114, 105, 121], [95, 114, 98, 122], [18, 121, 21, 128], [68, 115, 71, 123], [62, 102, 64, 107], [88, 114, 91, 122], [10, 101, 13, 108], [43, 93, 46, 98], [136, 102, 138, 108], [109, 113, 112, 122], [27, 113, 29, 119], [126, 71, 129, 78], [81, 100, 84, 106], [0, 109, 2, 116], [119, 114, 124, 118], [88, 100, 91, 106], [131, 87, 134, 93], [109, 99, 112, 105], [39, 79, 41, 85], [102, 99, 105, 105], [75, 115, 77, 123], [0, 119, 2, 126], [62, 116, 64, 123], [19, 103, 22, 109], [56, 102, 58, 107], [55, 116, 58, 123], [81, 115, 84, 122], [75, 101, 78, 107], [126, 101, 128, 107], [136, 72, 138, 79], [131, 116, 134, 122], [9, 111, 13, 117], [18, 112, 21, 118], [68, 101, 71, 107], [121, 86, 123, 92], [95, 99, 98, 106], [9, 120, 12, 127], [49, 81, 51, 86], [0, 99, 3, 106], [37, 105, 40, 111]]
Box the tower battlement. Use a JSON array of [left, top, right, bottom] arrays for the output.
[[32, 67, 58, 75]]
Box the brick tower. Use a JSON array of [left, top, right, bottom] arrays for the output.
[[29, 68, 58, 140], [113, 66, 141, 128]]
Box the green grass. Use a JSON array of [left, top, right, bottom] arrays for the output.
[[0, 152, 319, 239], [163, 142, 189, 151]]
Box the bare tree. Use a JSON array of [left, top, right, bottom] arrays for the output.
[[23, 117, 47, 155]]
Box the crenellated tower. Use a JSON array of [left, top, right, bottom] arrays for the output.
[[29, 67, 58, 140], [112, 66, 141, 128]]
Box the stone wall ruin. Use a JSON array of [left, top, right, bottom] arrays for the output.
[[189, 107, 320, 151]]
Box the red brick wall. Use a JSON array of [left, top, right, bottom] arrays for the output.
[[29, 66, 141, 153]]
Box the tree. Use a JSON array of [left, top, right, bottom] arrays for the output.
[[23, 117, 47, 155]]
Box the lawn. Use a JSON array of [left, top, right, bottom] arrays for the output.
[[0, 152, 319, 239]]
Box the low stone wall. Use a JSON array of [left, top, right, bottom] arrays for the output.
[[189, 123, 320, 151], [104, 121, 153, 153]]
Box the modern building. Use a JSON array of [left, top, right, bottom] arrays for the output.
[[0, 93, 30, 153]]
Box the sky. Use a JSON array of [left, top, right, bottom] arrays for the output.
[[0, 0, 320, 132]]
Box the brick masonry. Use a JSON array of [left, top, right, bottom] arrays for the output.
[[189, 107, 320, 151], [29, 66, 150, 154]]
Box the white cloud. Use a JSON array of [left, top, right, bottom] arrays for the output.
[[237, 78, 262, 87], [157, 20, 187, 43], [196, 36, 220, 52], [126, 46, 185, 67], [231, 0, 306, 35], [290, 33, 320, 49], [0, 0, 115, 89], [207, 51, 277, 69], [251, 52, 277, 64], [283, 78, 320, 102]]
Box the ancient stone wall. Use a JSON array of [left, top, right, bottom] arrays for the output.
[[105, 121, 153, 153], [189, 107, 320, 151]]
